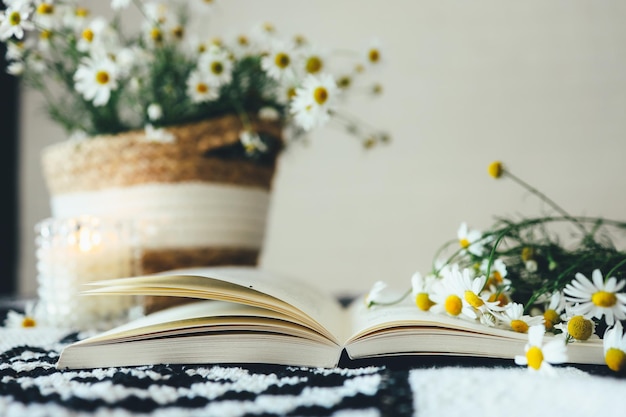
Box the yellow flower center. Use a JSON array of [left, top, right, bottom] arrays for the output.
[[444, 294, 462, 316], [151, 28, 163, 43], [511, 319, 529, 333], [368, 48, 380, 63], [9, 11, 21, 26], [363, 137, 376, 149], [337, 76, 351, 89], [171, 25, 184, 39], [605, 348, 626, 372], [464, 290, 484, 308], [487, 161, 503, 179], [521, 247, 535, 262], [210, 61, 224, 75], [459, 238, 470, 249], [355, 63, 365, 73], [567, 315, 593, 340], [82, 28, 94, 42], [196, 83, 209, 94], [75, 7, 89, 18], [211, 37, 222, 46], [306, 56, 323, 74], [37, 3, 54, 15], [415, 292, 434, 311], [263, 22, 275, 33], [237, 35, 249, 46], [294, 34, 306, 46], [95, 70, 110, 85], [488, 292, 508, 307], [40, 30, 53, 40], [274, 52, 290, 69], [526, 346, 544, 370], [313, 87, 328, 105], [22, 317, 36, 328], [592, 290, 617, 308], [287, 87, 297, 100], [543, 309, 560, 330]]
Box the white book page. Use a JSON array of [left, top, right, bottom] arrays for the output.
[[347, 297, 526, 343], [86, 266, 349, 344], [76, 301, 335, 346]]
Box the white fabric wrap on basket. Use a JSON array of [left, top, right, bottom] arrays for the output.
[[50, 182, 271, 250]]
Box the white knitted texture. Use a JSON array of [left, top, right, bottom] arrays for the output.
[[409, 366, 626, 417]]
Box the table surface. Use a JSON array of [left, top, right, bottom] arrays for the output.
[[1, 299, 625, 417]]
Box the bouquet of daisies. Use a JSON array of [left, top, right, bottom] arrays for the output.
[[0, 0, 387, 153], [366, 161, 626, 373]]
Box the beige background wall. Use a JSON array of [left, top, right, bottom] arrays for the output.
[[18, 0, 626, 297]]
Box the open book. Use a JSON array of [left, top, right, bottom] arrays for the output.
[[56, 266, 604, 369]]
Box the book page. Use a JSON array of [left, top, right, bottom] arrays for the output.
[[344, 296, 604, 364], [85, 266, 349, 344], [346, 297, 518, 342], [76, 301, 336, 346]]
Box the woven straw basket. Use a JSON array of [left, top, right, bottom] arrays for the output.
[[41, 113, 283, 313]]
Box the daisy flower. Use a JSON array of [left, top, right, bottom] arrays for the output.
[[603, 321, 626, 372], [62, 5, 90, 32], [258, 106, 280, 121], [33, 1, 62, 30], [186, 69, 220, 103], [147, 103, 163, 121], [365, 281, 388, 308], [198, 45, 233, 86], [411, 271, 435, 311], [144, 124, 175, 143], [77, 17, 115, 53], [73, 55, 120, 106], [481, 258, 510, 288], [239, 130, 268, 155], [0, 3, 35, 41], [4, 302, 38, 328], [261, 40, 296, 81], [457, 222, 486, 257], [111, 0, 132, 10], [6, 40, 25, 61], [515, 325, 568, 374], [290, 73, 339, 131], [543, 292, 566, 331], [250, 21, 278, 47], [299, 46, 327, 76], [429, 265, 497, 319], [497, 302, 544, 333], [558, 315, 596, 341], [364, 37, 384, 68], [563, 269, 626, 326]]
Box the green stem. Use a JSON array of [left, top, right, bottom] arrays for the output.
[[606, 258, 626, 279], [369, 288, 411, 307], [504, 170, 588, 236]]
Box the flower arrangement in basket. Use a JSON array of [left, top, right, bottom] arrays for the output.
[[366, 161, 626, 373], [0, 0, 388, 153], [1, 0, 390, 315]]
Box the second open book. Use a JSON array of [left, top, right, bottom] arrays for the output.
[[56, 266, 604, 369]]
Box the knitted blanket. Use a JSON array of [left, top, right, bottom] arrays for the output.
[[1, 308, 625, 416]]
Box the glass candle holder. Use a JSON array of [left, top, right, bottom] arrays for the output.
[[35, 216, 139, 330]]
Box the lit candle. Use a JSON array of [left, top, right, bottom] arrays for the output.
[[35, 216, 138, 330]]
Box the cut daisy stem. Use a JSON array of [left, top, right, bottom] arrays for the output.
[[369, 288, 411, 307], [502, 170, 588, 236]]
